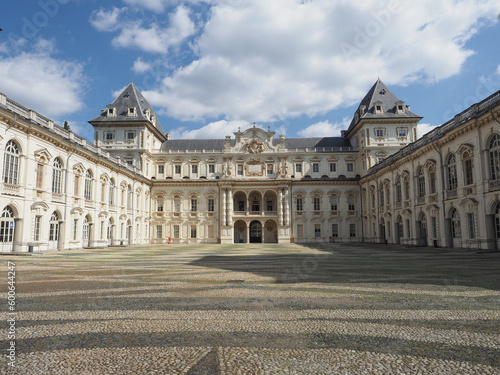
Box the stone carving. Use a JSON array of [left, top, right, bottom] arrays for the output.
[[245, 139, 265, 154]]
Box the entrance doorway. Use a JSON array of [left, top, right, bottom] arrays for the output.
[[249, 221, 262, 243]]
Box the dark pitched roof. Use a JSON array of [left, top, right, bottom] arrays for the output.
[[89, 82, 165, 134], [346, 79, 422, 135], [161, 137, 351, 151]]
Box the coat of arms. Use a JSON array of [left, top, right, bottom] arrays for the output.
[[245, 139, 265, 153]]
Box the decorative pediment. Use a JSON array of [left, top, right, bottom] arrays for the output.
[[70, 207, 84, 216], [34, 148, 52, 162], [73, 162, 86, 175], [31, 201, 49, 212], [231, 126, 278, 154], [100, 173, 109, 183], [98, 211, 109, 218]]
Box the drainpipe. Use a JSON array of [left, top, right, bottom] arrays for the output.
[[5, 114, 17, 133]]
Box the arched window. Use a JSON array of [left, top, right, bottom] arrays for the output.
[[3, 141, 20, 185], [52, 158, 63, 194], [446, 154, 458, 191], [450, 208, 461, 239], [49, 212, 59, 241], [347, 194, 355, 211], [463, 151, 474, 186], [395, 176, 402, 203], [379, 185, 384, 206], [83, 216, 90, 240], [84, 170, 92, 200], [127, 185, 132, 209], [417, 167, 425, 198], [489, 134, 500, 180], [330, 195, 338, 211], [0, 206, 15, 242], [109, 179, 115, 205], [428, 165, 437, 194]]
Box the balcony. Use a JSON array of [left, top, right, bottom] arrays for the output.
[[489, 179, 500, 192], [446, 189, 458, 200], [1, 183, 21, 196]]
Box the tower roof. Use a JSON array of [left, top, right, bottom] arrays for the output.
[[89, 82, 165, 135], [345, 79, 422, 137]]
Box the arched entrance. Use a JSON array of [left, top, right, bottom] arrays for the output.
[[417, 213, 427, 246], [0, 206, 15, 252], [264, 219, 278, 243], [234, 220, 247, 243], [450, 208, 461, 248], [107, 217, 114, 246], [249, 220, 262, 243]]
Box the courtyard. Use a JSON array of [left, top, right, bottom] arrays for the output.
[[1, 243, 500, 374]]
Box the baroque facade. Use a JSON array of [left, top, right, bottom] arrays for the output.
[[1, 80, 500, 252]]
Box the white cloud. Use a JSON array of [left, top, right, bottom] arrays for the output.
[[132, 58, 152, 74], [497, 65, 500, 75], [169, 120, 252, 139], [0, 39, 86, 118], [123, 0, 209, 13], [417, 123, 439, 139], [89, 7, 126, 32], [298, 119, 350, 138], [111, 6, 195, 54], [137, 0, 498, 122]]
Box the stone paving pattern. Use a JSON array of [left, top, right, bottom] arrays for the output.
[[1, 243, 499, 374]]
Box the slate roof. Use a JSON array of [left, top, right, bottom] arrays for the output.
[[160, 137, 351, 151], [89, 82, 165, 135], [345, 79, 422, 136]]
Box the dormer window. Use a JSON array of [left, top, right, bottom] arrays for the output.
[[107, 107, 116, 117], [396, 100, 405, 114], [127, 106, 137, 117], [373, 101, 383, 114]]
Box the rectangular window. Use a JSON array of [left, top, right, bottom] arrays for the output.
[[238, 201, 245, 211], [190, 225, 197, 238], [267, 164, 273, 175], [348, 197, 355, 211], [173, 225, 180, 239], [376, 129, 384, 138], [157, 199, 164, 212], [347, 162, 354, 172], [237, 164, 244, 176], [34, 216, 41, 241], [191, 164, 198, 174], [158, 165, 164, 174], [74, 175, 79, 196], [349, 223, 356, 237], [331, 224, 339, 238], [208, 198, 215, 212], [464, 159, 474, 185], [297, 224, 304, 238], [312, 163, 319, 173], [266, 200, 273, 211], [156, 225, 163, 239], [208, 164, 215, 173], [314, 224, 321, 238], [174, 199, 181, 212], [295, 163, 302, 173], [191, 199, 197, 212], [329, 163, 336, 172], [330, 197, 338, 211], [174, 165, 181, 174], [105, 132, 113, 140], [127, 132, 134, 140], [296, 197, 303, 211], [398, 129, 407, 137], [313, 197, 320, 211], [100, 221, 105, 240], [431, 217, 437, 238], [429, 171, 437, 194], [73, 219, 78, 241], [467, 213, 475, 239], [36, 163, 44, 189]]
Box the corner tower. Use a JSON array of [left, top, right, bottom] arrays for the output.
[[343, 79, 422, 172], [89, 82, 166, 177]]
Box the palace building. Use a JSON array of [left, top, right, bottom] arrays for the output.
[[1, 79, 500, 252]]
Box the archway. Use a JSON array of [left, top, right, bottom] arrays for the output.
[[234, 220, 247, 243], [249, 220, 262, 243], [417, 212, 427, 246], [233, 191, 247, 213], [264, 219, 278, 243], [248, 191, 262, 214]]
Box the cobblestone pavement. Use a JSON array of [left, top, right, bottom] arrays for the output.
[[1, 243, 500, 374]]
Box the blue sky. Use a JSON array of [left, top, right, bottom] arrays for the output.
[[1, 0, 499, 142]]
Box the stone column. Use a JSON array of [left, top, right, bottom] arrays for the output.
[[262, 222, 265, 243], [222, 189, 227, 226], [89, 223, 95, 248], [284, 188, 290, 226], [227, 188, 233, 226], [278, 189, 283, 226], [246, 223, 250, 243], [13, 218, 22, 252]]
